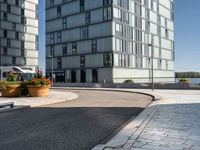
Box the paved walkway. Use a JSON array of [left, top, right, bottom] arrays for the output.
[[0, 90, 78, 107], [0, 90, 151, 150], [93, 89, 200, 150]]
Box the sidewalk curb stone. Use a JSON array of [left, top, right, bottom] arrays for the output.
[[92, 100, 160, 150]]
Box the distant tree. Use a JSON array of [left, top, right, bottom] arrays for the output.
[[176, 72, 200, 78]]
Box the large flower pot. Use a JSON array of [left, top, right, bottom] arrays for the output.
[[1, 84, 21, 97], [27, 85, 50, 97]]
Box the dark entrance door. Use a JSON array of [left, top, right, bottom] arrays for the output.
[[81, 70, 86, 83], [55, 72, 65, 83], [92, 69, 98, 83], [71, 70, 76, 83]]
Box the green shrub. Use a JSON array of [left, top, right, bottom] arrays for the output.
[[124, 80, 134, 83], [20, 81, 29, 96], [179, 78, 188, 83]]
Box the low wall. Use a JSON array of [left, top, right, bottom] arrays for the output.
[[53, 83, 200, 90]]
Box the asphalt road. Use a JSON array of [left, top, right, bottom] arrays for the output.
[[0, 90, 152, 150]]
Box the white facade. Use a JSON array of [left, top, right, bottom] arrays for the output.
[[46, 0, 175, 83], [0, 0, 39, 71]]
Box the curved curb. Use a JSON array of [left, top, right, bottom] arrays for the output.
[[0, 91, 79, 108], [92, 101, 160, 150], [51, 87, 161, 101], [51, 87, 162, 150]]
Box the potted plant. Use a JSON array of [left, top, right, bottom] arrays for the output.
[[26, 70, 51, 97], [179, 78, 188, 84], [0, 71, 21, 97], [124, 79, 134, 83]]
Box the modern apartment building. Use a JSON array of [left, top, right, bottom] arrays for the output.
[[46, 0, 175, 83], [0, 0, 39, 71]]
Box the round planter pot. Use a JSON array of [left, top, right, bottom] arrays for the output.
[[27, 85, 50, 97], [1, 84, 21, 97]]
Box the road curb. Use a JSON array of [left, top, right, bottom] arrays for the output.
[[51, 87, 162, 150], [51, 87, 161, 101], [92, 101, 160, 150], [0, 105, 30, 113], [0, 91, 79, 108]]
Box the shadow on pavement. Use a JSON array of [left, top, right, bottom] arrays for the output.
[[0, 107, 144, 150]]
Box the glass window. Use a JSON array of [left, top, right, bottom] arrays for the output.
[[103, 7, 112, 21], [21, 8, 25, 16], [16, 32, 19, 40], [127, 27, 133, 39], [57, 6, 61, 17], [3, 12, 7, 20], [104, 53, 113, 67], [50, 33, 54, 44], [3, 30, 7, 38], [103, 0, 112, 6], [7, 5, 11, 13], [81, 27, 88, 39], [170, 1, 174, 11], [85, 11, 90, 24], [62, 18, 67, 29], [144, 0, 149, 7], [92, 40, 97, 53], [123, 12, 129, 24], [145, 9, 150, 20], [80, 0, 85, 12], [158, 59, 162, 69], [15, 0, 19, 6], [21, 41, 24, 49], [63, 44, 67, 55], [144, 45, 149, 57], [151, 0, 154, 10], [72, 42, 77, 55], [127, 41, 133, 53], [122, 40, 127, 52], [57, 58, 62, 69], [23, 26, 27, 32], [12, 57, 16, 65], [135, 3, 141, 16], [50, 0, 54, 7], [50, 45, 55, 57], [80, 55, 85, 67], [57, 31, 62, 43], [3, 47, 7, 56], [122, 0, 129, 9], [165, 29, 169, 39], [136, 56, 142, 68], [113, 8, 122, 21], [3, 72, 7, 78], [21, 17, 26, 24], [166, 60, 169, 69], [127, 55, 130, 67], [113, 0, 121, 7], [7, 39, 11, 47], [115, 23, 123, 36], [21, 48, 25, 57], [115, 38, 122, 51]]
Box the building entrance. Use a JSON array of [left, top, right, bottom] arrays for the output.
[[81, 70, 86, 83], [71, 70, 76, 83], [92, 69, 98, 83]]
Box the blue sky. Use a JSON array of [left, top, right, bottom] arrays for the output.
[[39, 1, 200, 72], [174, 0, 200, 72]]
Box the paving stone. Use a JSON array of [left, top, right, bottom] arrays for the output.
[[94, 90, 200, 150]]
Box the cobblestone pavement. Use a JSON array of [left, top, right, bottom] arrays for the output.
[[94, 90, 200, 150]]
